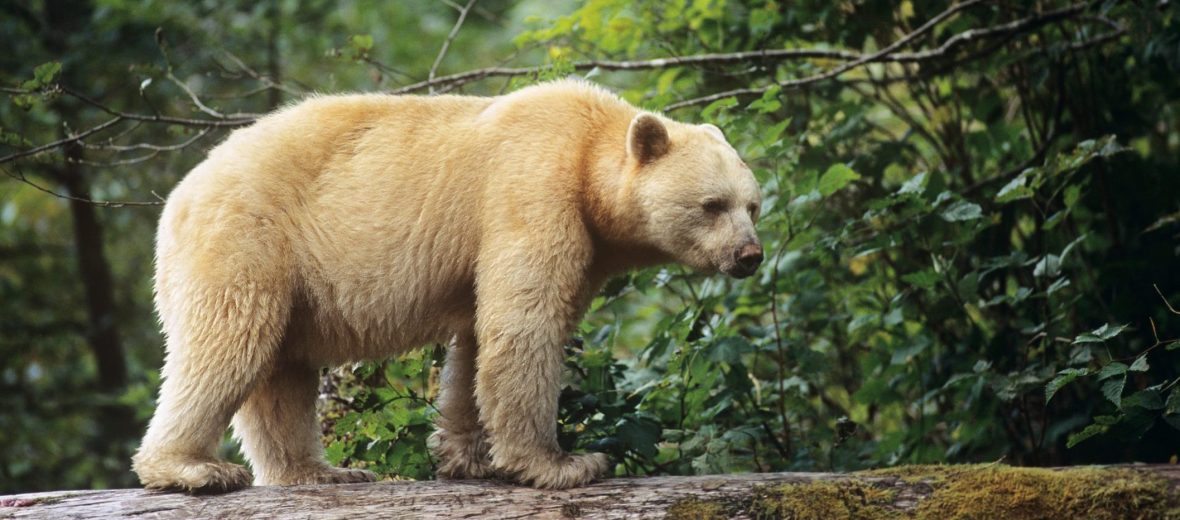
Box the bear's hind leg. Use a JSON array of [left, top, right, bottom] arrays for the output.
[[232, 360, 376, 485], [430, 331, 493, 479], [132, 280, 290, 493]]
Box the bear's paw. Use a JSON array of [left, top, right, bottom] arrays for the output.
[[514, 452, 612, 490], [134, 455, 252, 494]]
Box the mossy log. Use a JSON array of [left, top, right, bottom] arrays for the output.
[[1, 464, 1177, 519]]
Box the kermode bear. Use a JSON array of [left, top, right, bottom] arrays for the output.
[[132, 79, 763, 492]]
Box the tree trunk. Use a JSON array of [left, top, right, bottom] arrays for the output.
[[1, 465, 1176, 519], [57, 144, 127, 392]]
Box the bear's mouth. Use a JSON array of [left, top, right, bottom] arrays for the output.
[[721, 262, 759, 279]]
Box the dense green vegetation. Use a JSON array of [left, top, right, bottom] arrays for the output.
[[2, 0, 1178, 494]]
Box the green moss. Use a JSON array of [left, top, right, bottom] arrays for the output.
[[663, 465, 1178, 519], [751, 479, 900, 520], [916, 465, 1177, 520], [859, 463, 968, 482], [666, 498, 727, 520], [867, 464, 1180, 520]]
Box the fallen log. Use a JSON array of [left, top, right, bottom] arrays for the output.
[[1, 464, 1177, 519]]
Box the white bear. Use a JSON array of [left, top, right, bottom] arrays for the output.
[[131, 79, 762, 492]]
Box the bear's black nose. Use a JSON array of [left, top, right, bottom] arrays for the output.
[[734, 242, 763, 273]]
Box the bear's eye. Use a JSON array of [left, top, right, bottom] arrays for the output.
[[747, 203, 759, 219], [702, 199, 728, 214]]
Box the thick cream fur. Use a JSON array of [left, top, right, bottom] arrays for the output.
[[132, 79, 761, 492]]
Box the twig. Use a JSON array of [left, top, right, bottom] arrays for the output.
[[2, 165, 163, 207], [218, 50, 304, 96], [0, 3, 1117, 173], [60, 86, 258, 127], [361, 56, 419, 83], [0, 117, 124, 164], [391, 48, 900, 95], [81, 127, 214, 153], [667, 0, 985, 110], [429, 0, 478, 94], [1155, 284, 1180, 315], [666, 1, 1096, 110], [440, 0, 504, 26]]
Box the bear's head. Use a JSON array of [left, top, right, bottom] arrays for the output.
[[623, 113, 763, 279]]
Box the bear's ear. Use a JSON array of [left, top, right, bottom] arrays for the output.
[[627, 113, 670, 165], [701, 123, 726, 143]]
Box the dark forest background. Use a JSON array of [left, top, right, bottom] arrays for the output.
[[1, 0, 1178, 494]]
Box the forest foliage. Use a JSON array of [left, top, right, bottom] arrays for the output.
[[1, 0, 1179, 493]]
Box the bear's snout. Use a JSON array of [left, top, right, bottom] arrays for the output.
[[729, 242, 763, 278]]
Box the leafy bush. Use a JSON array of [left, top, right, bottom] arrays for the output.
[[327, 0, 1180, 477]]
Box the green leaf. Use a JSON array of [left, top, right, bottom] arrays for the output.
[[325, 441, 350, 465], [996, 175, 1033, 203], [1073, 323, 1129, 344], [1097, 362, 1128, 380], [902, 269, 940, 289], [350, 34, 374, 52], [1097, 137, 1129, 157], [1164, 414, 1180, 432], [1046, 277, 1071, 296], [616, 417, 662, 458], [1045, 368, 1089, 403], [707, 336, 751, 365], [1071, 417, 1113, 445], [1167, 386, 1180, 415], [701, 97, 738, 120], [1101, 375, 1125, 408], [747, 85, 782, 114], [940, 200, 983, 222], [33, 61, 62, 86], [818, 164, 861, 196], [1122, 390, 1164, 410], [13, 94, 36, 110], [897, 172, 927, 196], [760, 119, 790, 146], [655, 68, 680, 94], [1033, 254, 1061, 278], [1129, 355, 1149, 372]]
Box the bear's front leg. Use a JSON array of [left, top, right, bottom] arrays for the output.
[[471, 236, 611, 489]]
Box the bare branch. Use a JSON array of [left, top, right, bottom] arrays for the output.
[[2, 165, 163, 207], [0, 1, 1118, 173], [81, 127, 214, 153], [667, 0, 986, 110], [667, 2, 1109, 110], [360, 55, 419, 83], [218, 50, 304, 97], [60, 86, 259, 127], [1155, 284, 1180, 315], [0, 117, 124, 164], [391, 1, 1107, 100], [429, 0, 478, 94], [74, 128, 216, 167], [164, 70, 228, 119], [0, 87, 251, 166]]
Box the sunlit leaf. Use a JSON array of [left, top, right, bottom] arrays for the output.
[[940, 200, 982, 222], [1074, 323, 1129, 343], [818, 164, 861, 196]]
